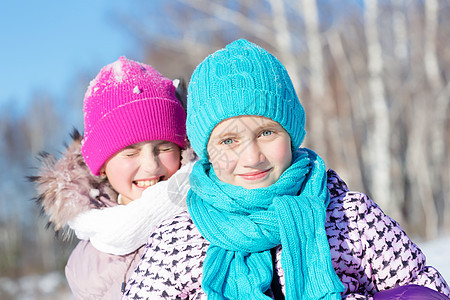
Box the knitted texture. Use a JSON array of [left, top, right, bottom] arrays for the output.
[[81, 56, 186, 175], [187, 39, 306, 160], [187, 149, 344, 299]]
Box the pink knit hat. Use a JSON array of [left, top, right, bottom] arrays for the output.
[[81, 56, 186, 176]]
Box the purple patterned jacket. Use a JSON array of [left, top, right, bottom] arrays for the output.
[[123, 170, 450, 299]]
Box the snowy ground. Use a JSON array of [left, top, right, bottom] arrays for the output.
[[0, 236, 449, 299], [416, 235, 450, 282], [0, 271, 72, 300]]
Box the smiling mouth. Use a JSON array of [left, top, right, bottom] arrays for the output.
[[133, 177, 161, 188], [238, 169, 272, 180]]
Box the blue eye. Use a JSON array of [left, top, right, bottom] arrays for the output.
[[261, 130, 273, 137], [221, 138, 234, 145]]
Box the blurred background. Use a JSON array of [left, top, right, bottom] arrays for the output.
[[1, 0, 449, 299]]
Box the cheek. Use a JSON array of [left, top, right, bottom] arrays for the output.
[[209, 150, 237, 181], [271, 140, 292, 171], [207, 143, 238, 183], [104, 159, 135, 191], [160, 151, 181, 178], [105, 158, 131, 178]]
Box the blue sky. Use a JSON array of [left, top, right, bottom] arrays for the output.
[[0, 1, 139, 112]]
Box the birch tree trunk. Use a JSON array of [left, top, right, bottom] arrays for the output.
[[326, 30, 365, 192], [389, 0, 409, 225], [298, 0, 328, 155], [392, 0, 408, 66], [405, 96, 438, 238], [268, 0, 301, 93], [363, 0, 392, 214], [424, 0, 443, 91], [425, 0, 448, 233]]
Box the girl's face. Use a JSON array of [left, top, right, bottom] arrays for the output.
[[207, 116, 292, 189], [101, 140, 181, 205]]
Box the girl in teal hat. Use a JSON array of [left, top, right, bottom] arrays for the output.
[[123, 39, 450, 299]]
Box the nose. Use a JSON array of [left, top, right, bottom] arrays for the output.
[[140, 148, 160, 173], [240, 140, 265, 167]]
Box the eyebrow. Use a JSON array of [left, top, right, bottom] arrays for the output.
[[212, 130, 239, 140], [124, 144, 140, 150], [211, 120, 282, 140], [153, 141, 174, 147]]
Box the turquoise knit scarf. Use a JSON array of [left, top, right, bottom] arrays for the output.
[[187, 148, 344, 299]]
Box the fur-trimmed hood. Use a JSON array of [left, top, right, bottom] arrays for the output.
[[30, 129, 117, 238], [30, 129, 196, 240]]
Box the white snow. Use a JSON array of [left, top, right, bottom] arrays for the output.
[[0, 272, 73, 300], [416, 235, 450, 282], [112, 60, 125, 82], [133, 85, 142, 94]]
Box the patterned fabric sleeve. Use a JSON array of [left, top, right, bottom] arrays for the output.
[[326, 170, 450, 299], [122, 212, 209, 299]]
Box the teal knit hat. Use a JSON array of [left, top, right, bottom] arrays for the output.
[[187, 39, 306, 159]]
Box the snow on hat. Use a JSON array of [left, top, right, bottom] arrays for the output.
[[81, 56, 186, 175], [186, 39, 305, 160]]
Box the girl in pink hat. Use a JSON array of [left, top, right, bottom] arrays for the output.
[[32, 56, 196, 299]]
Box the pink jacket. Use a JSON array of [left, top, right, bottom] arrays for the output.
[[66, 241, 145, 300], [123, 170, 450, 299]]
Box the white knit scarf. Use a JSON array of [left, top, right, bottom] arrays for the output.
[[68, 162, 193, 255]]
